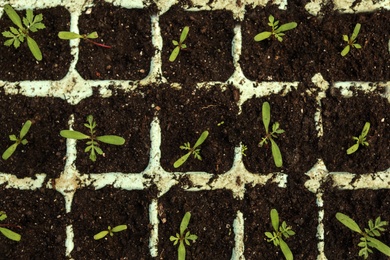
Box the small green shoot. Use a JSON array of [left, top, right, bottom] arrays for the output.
[[93, 224, 127, 240], [341, 23, 362, 56], [58, 31, 111, 48], [241, 144, 248, 157], [60, 115, 125, 162], [170, 212, 198, 260], [2, 120, 32, 160], [173, 130, 209, 168], [259, 102, 284, 167], [169, 26, 189, 62], [0, 211, 21, 242], [336, 212, 390, 259], [346, 122, 370, 155], [254, 15, 297, 42], [265, 209, 295, 260], [2, 4, 45, 60]]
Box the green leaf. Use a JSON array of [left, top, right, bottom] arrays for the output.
[[367, 236, 390, 256], [0, 227, 21, 241], [58, 31, 82, 40], [93, 230, 109, 240], [2, 143, 18, 160], [265, 231, 274, 239], [193, 131, 209, 149], [60, 130, 90, 140], [4, 5, 23, 29], [173, 152, 191, 168], [96, 135, 125, 145], [172, 40, 179, 46], [354, 44, 362, 49], [94, 146, 103, 155], [270, 138, 283, 167], [2, 31, 15, 38], [19, 120, 31, 139], [180, 212, 191, 236], [270, 209, 279, 232], [169, 46, 180, 62], [279, 238, 293, 260], [180, 26, 189, 43], [0, 211, 7, 221], [351, 23, 361, 41], [275, 22, 297, 33], [86, 32, 98, 39], [111, 224, 127, 233], [254, 31, 272, 42], [336, 212, 363, 234], [187, 234, 198, 241], [178, 241, 185, 260], [27, 36, 42, 61], [361, 122, 370, 137], [346, 143, 359, 155], [4, 39, 14, 47], [26, 9, 34, 24], [262, 102, 271, 133], [13, 38, 21, 48], [341, 45, 350, 56]]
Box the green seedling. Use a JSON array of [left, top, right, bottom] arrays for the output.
[[336, 212, 390, 259], [93, 224, 127, 240], [170, 212, 198, 260], [241, 144, 248, 157], [341, 23, 362, 56], [254, 15, 297, 42], [265, 209, 295, 260], [58, 31, 111, 48], [169, 26, 189, 62], [2, 4, 45, 60], [347, 122, 370, 155], [60, 115, 125, 162], [2, 120, 32, 160], [259, 102, 285, 167], [173, 130, 209, 168], [0, 211, 21, 242]]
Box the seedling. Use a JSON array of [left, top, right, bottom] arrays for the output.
[[341, 23, 362, 56], [336, 212, 390, 259], [93, 224, 127, 240], [60, 115, 125, 162], [58, 31, 111, 48], [2, 4, 45, 60], [0, 211, 21, 241], [254, 15, 297, 42], [346, 122, 370, 155], [170, 212, 198, 260], [258, 102, 285, 167], [2, 120, 32, 160], [265, 209, 295, 260], [173, 130, 209, 168], [169, 26, 189, 62]]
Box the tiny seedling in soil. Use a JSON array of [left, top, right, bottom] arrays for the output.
[[2, 120, 32, 160], [58, 31, 111, 48], [1, 4, 45, 60], [173, 130, 209, 168], [170, 212, 198, 260], [336, 212, 390, 259], [254, 15, 297, 42], [265, 208, 295, 260], [60, 115, 125, 162], [0, 211, 21, 242], [346, 122, 370, 155], [93, 224, 127, 240], [258, 101, 285, 167], [169, 26, 189, 62], [341, 23, 362, 56]]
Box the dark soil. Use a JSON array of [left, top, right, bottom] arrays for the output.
[[0, 6, 72, 81], [0, 187, 66, 259]]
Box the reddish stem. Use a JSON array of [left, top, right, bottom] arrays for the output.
[[0, 223, 22, 229], [85, 38, 112, 49]]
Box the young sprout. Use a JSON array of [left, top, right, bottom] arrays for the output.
[[241, 144, 248, 157], [1, 4, 45, 60], [60, 115, 125, 162], [173, 130, 209, 168], [258, 102, 285, 167], [265, 209, 295, 260], [346, 122, 370, 155], [254, 15, 297, 42], [169, 26, 189, 62], [341, 23, 362, 56], [58, 31, 111, 48], [0, 211, 21, 242], [2, 120, 32, 160], [336, 212, 390, 259], [93, 224, 127, 240], [170, 212, 198, 260]]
